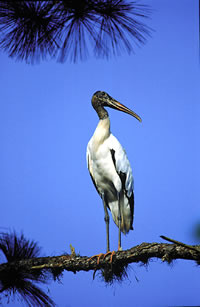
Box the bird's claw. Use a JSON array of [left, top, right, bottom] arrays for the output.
[[89, 251, 115, 264], [103, 251, 115, 263], [89, 253, 104, 265]]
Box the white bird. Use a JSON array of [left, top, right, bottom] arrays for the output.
[[87, 91, 141, 254]]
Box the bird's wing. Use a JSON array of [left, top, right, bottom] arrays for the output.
[[108, 134, 134, 228], [108, 134, 134, 198]]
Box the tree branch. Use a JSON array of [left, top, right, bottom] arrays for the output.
[[1, 241, 200, 278]]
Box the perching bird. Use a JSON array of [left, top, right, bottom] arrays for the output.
[[87, 91, 141, 253]]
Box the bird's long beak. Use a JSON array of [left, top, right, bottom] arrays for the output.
[[108, 98, 142, 122]]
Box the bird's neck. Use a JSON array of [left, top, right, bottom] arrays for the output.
[[93, 117, 110, 147], [95, 105, 109, 120]]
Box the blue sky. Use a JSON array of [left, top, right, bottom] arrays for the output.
[[0, 0, 200, 306]]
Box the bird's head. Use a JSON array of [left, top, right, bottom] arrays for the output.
[[92, 91, 142, 122]]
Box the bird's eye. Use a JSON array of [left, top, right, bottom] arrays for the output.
[[99, 91, 105, 98], [102, 92, 109, 98]]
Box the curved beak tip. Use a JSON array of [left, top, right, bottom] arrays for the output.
[[108, 97, 142, 123]]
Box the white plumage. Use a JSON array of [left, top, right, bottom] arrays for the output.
[[87, 118, 134, 234]]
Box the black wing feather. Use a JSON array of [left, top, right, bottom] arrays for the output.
[[110, 149, 134, 229]]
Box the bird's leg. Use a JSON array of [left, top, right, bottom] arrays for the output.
[[117, 192, 122, 251], [88, 193, 110, 265], [102, 193, 110, 252], [88, 194, 116, 264]]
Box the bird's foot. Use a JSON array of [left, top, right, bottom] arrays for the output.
[[103, 251, 115, 263], [89, 251, 115, 264], [88, 253, 104, 265]]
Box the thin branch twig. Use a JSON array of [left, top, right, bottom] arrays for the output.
[[160, 235, 200, 253]]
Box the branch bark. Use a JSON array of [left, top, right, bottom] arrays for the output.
[[1, 241, 200, 276]]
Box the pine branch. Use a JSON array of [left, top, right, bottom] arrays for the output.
[[1, 241, 200, 278], [1, 232, 199, 295], [0, 0, 152, 63]]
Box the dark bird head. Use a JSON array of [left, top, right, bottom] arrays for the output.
[[92, 91, 142, 122]]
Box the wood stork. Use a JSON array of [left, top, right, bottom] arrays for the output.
[[87, 91, 141, 254]]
